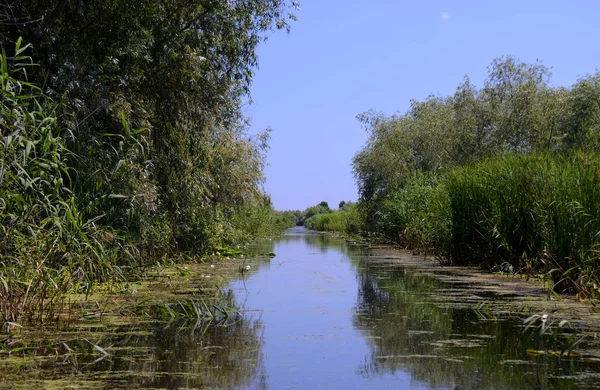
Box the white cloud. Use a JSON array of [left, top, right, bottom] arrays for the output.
[[441, 12, 450, 20]]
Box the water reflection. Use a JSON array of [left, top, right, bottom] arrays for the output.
[[115, 316, 266, 389], [353, 257, 599, 389], [277, 227, 360, 254], [1, 286, 267, 389], [67, 316, 265, 388], [242, 228, 600, 389], [4, 227, 600, 389]]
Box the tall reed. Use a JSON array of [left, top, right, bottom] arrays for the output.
[[0, 40, 118, 323], [446, 152, 600, 294]]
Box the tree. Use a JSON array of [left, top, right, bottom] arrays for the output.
[[563, 74, 600, 149], [0, 0, 298, 251], [482, 56, 552, 152]]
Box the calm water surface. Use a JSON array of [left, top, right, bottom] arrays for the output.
[[223, 227, 599, 389], [231, 227, 420, 389], [6, 227, 600, 389]]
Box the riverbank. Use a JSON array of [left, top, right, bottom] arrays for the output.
[[0, 254, 264, 389], [341, 58, 600, 299], [311, 231, 600, 360], [299, 152, 600, 299], [0, 16, 296, 326], [364, 244, 600, 328]]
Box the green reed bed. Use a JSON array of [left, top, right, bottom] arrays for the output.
[[0, 42, 121, 324], [305, 212, 347, 233], [446, 152, 600, 295], [303, 204, 365, 237], [373, 172, 451, 252]]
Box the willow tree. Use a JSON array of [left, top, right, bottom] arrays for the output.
[[1, 0, 298, 251], [351, 56, 600, 239]]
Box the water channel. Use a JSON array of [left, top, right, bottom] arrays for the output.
[[3, 227, 600, 389]]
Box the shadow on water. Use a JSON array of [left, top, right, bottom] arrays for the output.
[[2, 227, 600, 389]]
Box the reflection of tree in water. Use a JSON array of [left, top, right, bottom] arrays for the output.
[[300, 229, 367, 258], [49, 290, 265, 389], [353, 259, 590, 389], [6, 296, 267, 389], [276, 228, 344, 254], [262, 227, 360, 257], [112, 315, 266, 389]]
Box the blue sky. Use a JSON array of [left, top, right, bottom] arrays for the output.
[[247, 0, 600, 211]]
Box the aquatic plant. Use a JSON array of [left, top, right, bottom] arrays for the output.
[[522, 313, 587, 357], [446, 153, 600, 294], [0, 40, 120, 324]]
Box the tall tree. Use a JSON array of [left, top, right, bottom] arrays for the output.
[[0, 0, 298, 250]]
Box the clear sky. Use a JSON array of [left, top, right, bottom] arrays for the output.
[[247, 0, 600, 211]]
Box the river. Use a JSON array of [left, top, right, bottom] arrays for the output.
[[3, 226, 600, 389], [223, 227, 600, 389]]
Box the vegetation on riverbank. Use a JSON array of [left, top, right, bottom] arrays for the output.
[[306, 57, 600, 298], [0, 1, 297, 324], [0, 257, 269, 389], [304, 202, 364, 237]]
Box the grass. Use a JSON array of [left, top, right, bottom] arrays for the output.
[[0, 42, 119, 324], [445, 152, 600, 295], [315, 152, 600, 297]]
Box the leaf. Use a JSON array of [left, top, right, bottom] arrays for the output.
[[14, 37, 22, 56], [0, 277, 8, 294], [25, 140, 34, 158], [107, 194, 128, 199], [83, 214, 106, 227], [120, 112, 130, 137], [90, 342, 109, 356], [558, 320, 569, 328]]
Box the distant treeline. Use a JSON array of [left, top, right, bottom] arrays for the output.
[[0, 1, 297, 323], [303, 56, 600, 297], [291, 201, 362, 234]]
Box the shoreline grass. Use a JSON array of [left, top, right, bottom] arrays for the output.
[[304, 153, 600, 299]]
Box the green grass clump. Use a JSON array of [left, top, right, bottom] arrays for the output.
[[374, 172, 451, 253], [446, 152, 600, 295], [0, 41, 122, 323]]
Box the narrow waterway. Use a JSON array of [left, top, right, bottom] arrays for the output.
[[4, 227, 600, 389], [222, 227, 599, 389]]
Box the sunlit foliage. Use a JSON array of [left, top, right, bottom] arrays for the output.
[[0, 1, 298, 323], [350, 56, 600, 295]]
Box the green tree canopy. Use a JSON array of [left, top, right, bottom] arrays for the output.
[[0, 0, 298, 250], [352, 56, 600, 205]]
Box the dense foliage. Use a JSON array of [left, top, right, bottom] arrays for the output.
[[346, 56, 600, 296], [353, 57, 600, 210], [0, 1, 297, 323], [296, 201, 364, 237], [446, 153, 600, 293]]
